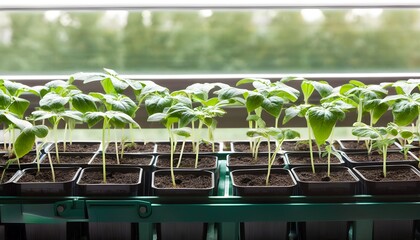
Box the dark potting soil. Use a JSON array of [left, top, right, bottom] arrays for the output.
[[154, 174, 212, 189], [295, 169, 356, 182], [233, 142, 276, 153], [44, 154, 94, 164], [0, 152, 36, 164], [91, 154, 152, 165], [287, 154, 341, 164], [50, 142, 100, 152], [281, 141, 326, 152], [347, 152, 416, 163], [156, 142, 220, 153], [357, 168, 420, 182], [106, 142, 155, 153], [339, 141, 399, 150], [228, 155, 284, 166], [17, 169, 78, 183], [78, 171, 140, 184], [156, 156, 216, 168], [233, 172, 294, 187]]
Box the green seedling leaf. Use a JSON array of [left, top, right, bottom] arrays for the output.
[[352, 125, 380, 139], [172, 127, 192, 138], [9, 97, 30, 118], [14, 129, 35, 158], [145, 95, 173, 115], [261, 96, 284, 117], [307, 106, 337, 145], [372, 102, 388, 124], [349, 80, 365, 87], [72, 94, 98, 113], [147, 113, 167, 122], [0, 91, 11, 109], [393, 81, 417, 95], [245, 92, 264, 113], [103, 68, 118, 76], [392, 100, 419, 126], [106, 96, 137, 117], [84, 112, 106, 128], [3, 80, 30, 96], [400, 130, 414, 139], [3, 113, 32, 130], [39, 92, 69, 111]]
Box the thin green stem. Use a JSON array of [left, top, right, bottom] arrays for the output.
[[169, 128, 176, 187], [383, 145, 387, 178], [115, 127, 120, 165], [63, 122, 67, 152], [307, 118, 315, 174], [47, 152, 56, 182], [102, 119, 108, 184], [177, 140, 186, 168], [195, 122, 203, 168], [265, 138, 272, 186], [53, 121, 60, 163]]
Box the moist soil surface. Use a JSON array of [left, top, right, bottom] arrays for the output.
[[0, 152, 36, 164], [91, 154, 152, 165], [233, 172, 294, 187], [347, 152, 416, 163], [287, 154, 341, 165], [49, 142, 100, 152], [17, 169, 78, 183], [295, 169, 356, 182], [106, 142, 155, 153], [156, 156, 216, 168], [78, 170, 140, 184], [357, 168, 420, 182], [281, 141, 326, 152], [233, 142, 276, 153], [154, 174, 212, 189], [339, 140, 399, 150], [0, 170, 18, 183], [43, 154, 94, 164], [228, 155, 284, 166], [157, 142, 220, 153]]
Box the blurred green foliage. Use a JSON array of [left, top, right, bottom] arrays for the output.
[[1, 9, 420, 74]]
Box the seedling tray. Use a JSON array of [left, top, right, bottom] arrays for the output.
[[1, 160, 420, 240]]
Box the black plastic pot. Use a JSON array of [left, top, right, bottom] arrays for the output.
[[13, 167, 81, 240], [77, 166, 143, 240], [292, 166, 359, 240], [155, 141, 222, 154], [0, 151, 39, 169], [105, 141, 157, 154], [336, 140, 400, 152], [45, 141, 101, 154], [353, 164, 420, 240], [280, 140, 330, 153], [342, 151, 419, 168], [152, 169, 215, 240], [89, 153, 154, 195], [40, 152, 95, 168], [0, 167, 21, 195], [226, 152, 285, 172], [230, 140, 276, 153], [231, 168, 296, 240], [285, 152, 346, 168]]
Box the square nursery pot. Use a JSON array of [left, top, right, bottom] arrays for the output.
[[335, 139, 399, 152], [77, 167, 143, 240], [40, 152, 95, 168], [13, 167, 81, 240], [231, 141, 276, 153], [353, 164, 420, 240], [291, 166, 360, 240], [156, 141, 222, 154], [105, 141, 157, 154], [154, 154, 218, 194], [0, 167, 22, 195], [226, 152, 285, 172], [89, 153, 154, 195], [152, 169, 215, 240], [341, 151, 418, 168], [0, 151, 39, 169], [285, 152, 345, 168], [230, 168, 296, 240], [280, 140, 330, 153], [46, 141, 101, 154]]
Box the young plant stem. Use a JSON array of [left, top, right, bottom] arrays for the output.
[[191, 121, 196, 151], [253, 138, 262, 161], [3, 125, 6, 151], [208, 127, 215, 152], [306, 118, 315, 174], [275, 116, 279, 129], [177, 139, 186, 168], [248, 120, 254, 155], [169, 128, 176, 187], [102, 119, 108, 184], [63, 122, 67, 152], [383, 145, 388, 178], [265, 138, 272, 186], [114, 128, 120, 165], [53, 121, 60, 163], [47, 152, 56, 182], [195, 122, 203, 168]]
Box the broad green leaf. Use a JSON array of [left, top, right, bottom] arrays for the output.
[[8, 97, 30, 117], [72, 72, 106, 83], [393, 81, 417, 95], [138, 81, 168, 100], [147, 113, 167, 122], [380, 94, 409, 105], [202, 97, 219, 107], [236, 78, 270, 87], [392, 100, 419, 126], [103, 68, 118, 76], [145, 95, 172, 115], [215, 87, 245, 101], [246, 114, 261, 122], [39, 92, 69, 111], [30, 125, 49, 138], [172, 127, 192, 138], [349, 80, 365, 87], [283, 105, 307, 124], [352, 127, 380, 139], [3, 113, 32, 130], [270, 83, 300, 102], [45, 80, 68, 90], [106, 96, 137, 117], [84, 112, 106, 128], [61, 110, 84, 122], [14, 129, 35, 158], [0, 91, 11, 109], [310, 81, 333, 98], [372, 102, 388, 124], [30, 110, 54, 122], [280, 76, 304, 83], [72, 94, 98, 113], [3, 80, 30, 96], [186, 83, 216, 101], [245, 92, 264, 113], [283, 129, 301, 140], [108, 111, 139, 128], [400, 130, 414, 139], [307, 107, 337, 145], [339, 83, 355, 95], [261, 96, 283, 117], [301, 81, 315, 102]]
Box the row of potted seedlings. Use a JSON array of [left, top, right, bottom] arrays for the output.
[[0, 71, 420, 239]]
